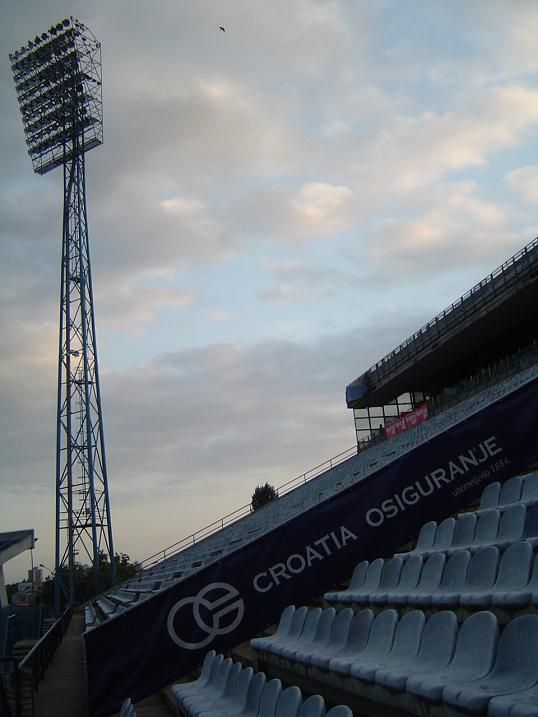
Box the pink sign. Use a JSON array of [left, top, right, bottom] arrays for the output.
[[385, 403, 429, 438]]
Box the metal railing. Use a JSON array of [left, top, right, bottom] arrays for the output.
[[0, 605, 72, 717], [138, 444, 358, 570], [364, 236, 538, 387]]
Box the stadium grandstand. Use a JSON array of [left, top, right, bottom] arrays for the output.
[[1, 236, 537, 717]]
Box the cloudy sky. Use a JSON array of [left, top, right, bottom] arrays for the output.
[[1, 0, 537, 583]]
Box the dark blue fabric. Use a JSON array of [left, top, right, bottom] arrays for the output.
[[85, 377, 538, 717]]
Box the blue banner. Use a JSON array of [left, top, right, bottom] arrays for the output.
[[85, 377, 538, 717]]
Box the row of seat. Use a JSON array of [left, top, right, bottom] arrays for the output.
[[252, 606, 538, 716], [172, 651, 351, 717], [476, 472, 538, 513], [399, 502, 537, 559], [324, 541, 538, 610]]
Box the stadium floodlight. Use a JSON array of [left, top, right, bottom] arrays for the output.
[[9, 18, 114, 613], [9, 16, 102, 175]]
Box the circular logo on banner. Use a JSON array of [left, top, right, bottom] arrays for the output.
[[167, 582, 245, 650]]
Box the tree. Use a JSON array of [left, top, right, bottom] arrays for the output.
[[251, 482, 278, 511]]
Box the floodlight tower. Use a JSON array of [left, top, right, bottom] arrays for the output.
[[9, 18, 115, 612]]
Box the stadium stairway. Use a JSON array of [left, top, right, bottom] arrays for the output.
[[84, 365, 538, 716]]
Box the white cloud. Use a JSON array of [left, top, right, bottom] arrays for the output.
[[291, 182, 357, 235], [505, 165, 538, 204]]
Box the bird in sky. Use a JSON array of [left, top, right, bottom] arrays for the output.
[[219, 26, 225, 32]]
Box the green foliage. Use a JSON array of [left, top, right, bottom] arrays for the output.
[[40, 551, 139, 607], [251, 482, 278, 511]]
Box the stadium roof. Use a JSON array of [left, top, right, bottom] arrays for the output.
[[346, 237, 538, 409]]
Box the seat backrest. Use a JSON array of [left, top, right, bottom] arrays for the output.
[[231, 667, 253, 708], [222, 661, 242, 698], [287, 606, 309, 640], [385, 609, 426, 661], [495, 541, 533, 590], [522, 473, 538, 502], [452, 513, 476, 548], [342, 609, 374, 653], [349, 560, 369, 589], [298, 608, 322, 644], [415, 521, 437, 550], [258, 679, 283, 717], [378, 556, 403, 589], [440, 550, 471, 590], [417, 552, 446, 591], [499, 476, 523, 505], [529, 553, 538, 589], [497, 504, 526, 541], [243, 671, 266, 717], [489, 614, 538, 681], [326, 608, 354, 651], [479, 482, 501, 510], [363, 558, 384, 589], [206, 653, 225, 687], [214, 658, 233, 694], [450, 611, 499, 673], [362, 609, 398, 657], [465, 546, 499, 590], [473, 509, 500, 545], [326, 707, 353, 717], [313, 607, 336, 646], [274, 605, 295, 638], [433, 518, 455, 550], [298, 695, 325, 717], [275, 686, 302, 717], [414, 611, 458, 668], [198, 650, 217, 686], [397, 554, 423, 590]]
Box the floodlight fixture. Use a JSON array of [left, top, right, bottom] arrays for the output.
[[9, 16, 102, 175]]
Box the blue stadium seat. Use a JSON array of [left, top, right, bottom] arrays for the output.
[[489, 683, 538, 717], [350, 610, 425, 683], [327, 609, 374, 674], [297, 694, 325, 717], [522, 473, 538, 503], [421, 517, 455, 557], [478, 482, 501, 511], [399, 552, 446, 607], [435, 546, 499, 608], [279, 608, 323, 660], [324, 561, 368, 604], [171, 650, 217, 704], [346, 556, 402, 606], [406, 611, 498, 702], [495, 504, 526, 550], [447, 512, 477, 554], [470, 509, 501, 551], [291, 608, 335, 664], [491, 550, 538, 609], [461, 541, 533, 608], [442, 614, 538, 714], [252, 606, 308, 656], [430, 550, 471, 606], [119, 697, 136, 717], [346, 609, 399, 679], [345, 558, 383, 603], [308, 608, 354, 670], [197, 666, 254, 717], [374, 610, 458, 692], [257, 679, 283, 717], [251, 605, 295, 651], [275, 686, 302, 717], [370, 554, 422, 606], [499, 476, 523, 506]]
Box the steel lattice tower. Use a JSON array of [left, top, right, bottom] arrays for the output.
[[10, 18, 115, 611]]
